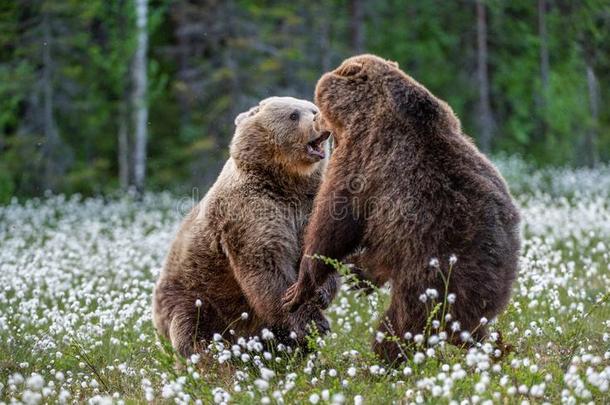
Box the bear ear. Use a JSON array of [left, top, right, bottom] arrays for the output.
[[234, 105, 260, 127], [387, 60, 399, 69], [335, 61, 364, 77]]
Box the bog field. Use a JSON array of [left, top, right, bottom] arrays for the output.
[[1, 157, 609, 404]]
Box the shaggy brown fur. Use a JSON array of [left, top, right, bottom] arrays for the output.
[[282, 55, 521, 362], [153, 97, 337, 357]]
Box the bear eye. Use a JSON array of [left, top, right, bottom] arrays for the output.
[[289, 111, 300, 121]]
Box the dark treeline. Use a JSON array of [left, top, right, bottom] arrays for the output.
[[0, 0, 609, 200]]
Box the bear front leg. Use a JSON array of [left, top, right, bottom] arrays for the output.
[[283, 183, 362, 312], [286, 302, 330, 342], [222, 218, 330, 341], [312, 273, 340, 309]]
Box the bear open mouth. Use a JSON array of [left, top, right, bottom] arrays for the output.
[[306, 131, 331, 160]]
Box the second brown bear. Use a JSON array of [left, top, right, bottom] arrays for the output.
[[283, 54, 521, 362]]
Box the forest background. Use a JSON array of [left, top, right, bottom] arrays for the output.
[[1, 0, 608, 201]]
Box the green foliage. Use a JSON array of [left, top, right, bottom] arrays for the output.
[[0, 0, 609, 198]]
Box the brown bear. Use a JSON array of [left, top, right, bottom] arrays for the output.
[[153, 96, 337, 357], [282, 55, 521, 362]]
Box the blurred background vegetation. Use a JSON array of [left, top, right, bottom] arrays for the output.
[[0, 0, 609, 202]]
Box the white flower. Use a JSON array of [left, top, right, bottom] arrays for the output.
[[429, 258, 440, 268], [425, 289, 438, 299], [260, 367, 275, 381], [480, 317, 488, 325], [195, 299, 202, 308], [26, 374, 44, 391], [309, 393, 320, 404], [331, 393, 345, 404], [347, 367, 357, 377], [240, 312, 249, 320], [413, 352, 425, 364], [447, 293, 456, 304], [254, 379, 269, 391], [418, 294, 427, 303], [449, 254, 458, 265], [261, 328, 274, 340]]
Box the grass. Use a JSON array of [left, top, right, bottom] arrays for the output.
[[1, 159, 609, 404]]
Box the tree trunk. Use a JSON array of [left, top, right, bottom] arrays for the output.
[[118, 99, 130, 190], [538, 0, 550, 100], [41, 10, 61, 192], [585, 60, 600, 167], [132, 0, 148, 192], [538, 0, 550, 138], [319, 8, 331, 73], [349, 0, 364, 53], [476, 0, 494, 153]]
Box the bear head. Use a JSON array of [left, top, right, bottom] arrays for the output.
[[230, 96, 331, 176], [314, 54, 461, 143]]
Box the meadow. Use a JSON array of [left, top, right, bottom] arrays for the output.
[[1, 156, 609, 404]]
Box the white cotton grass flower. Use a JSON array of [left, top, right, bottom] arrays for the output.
[[26, 373, 44, 391], [260, 367, 275, 381], [261, 328, 274, 340], [240, 312, 249, 320], [2, 166, 610, 403], [413, 352, 425, 364], [449, 254, 458, 265], [254, 379, 269, 391], [331, 393, 345, 404], [195, 299, 202, 308], [425, 288, 438, 299], [429, 257, 440, 268]]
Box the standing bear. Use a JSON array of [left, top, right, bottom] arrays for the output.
[[282, 55, 521, 362], [153, 96, 336, 357]]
